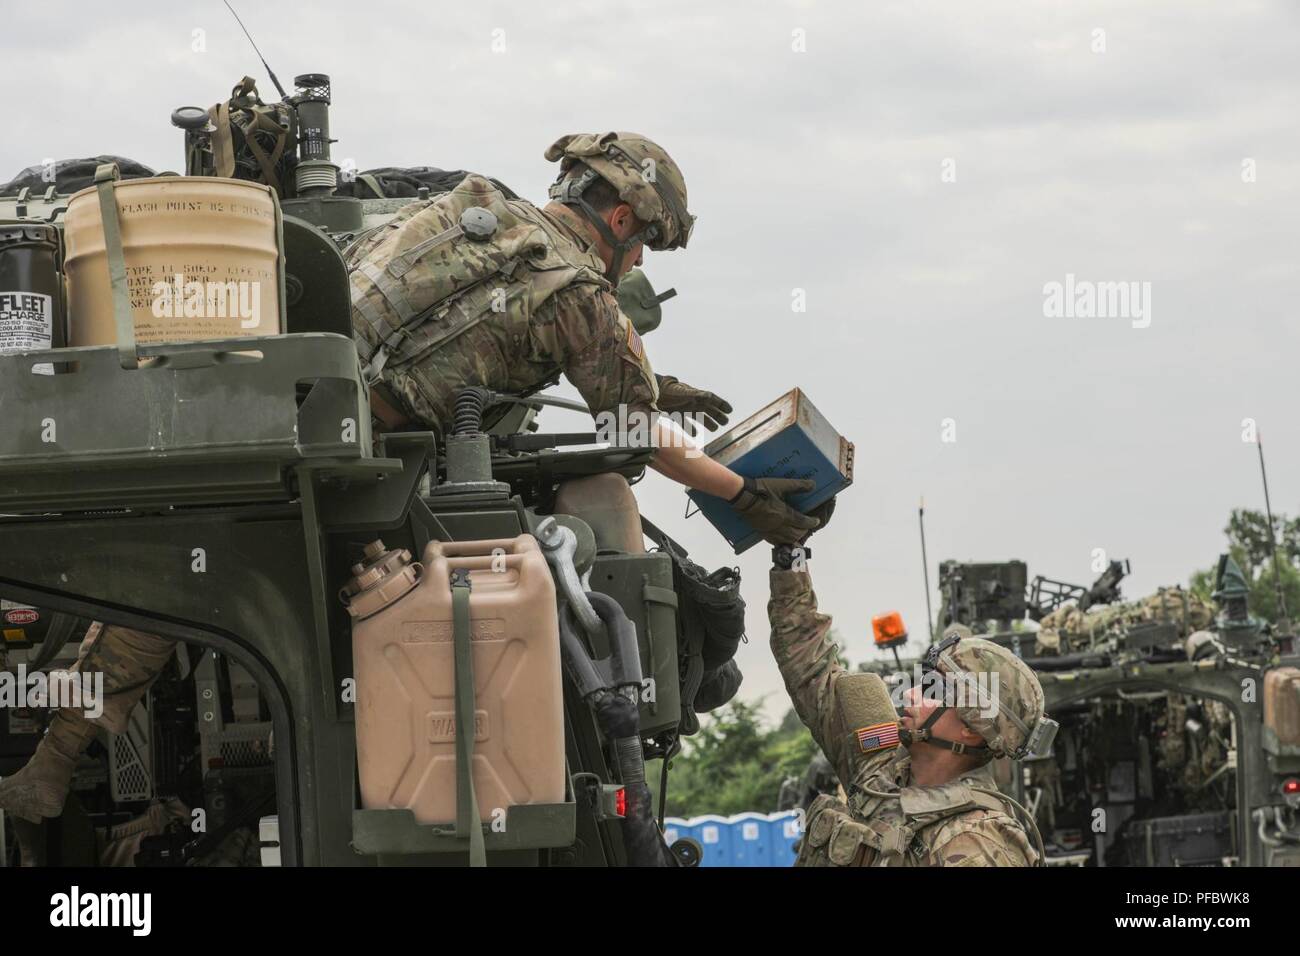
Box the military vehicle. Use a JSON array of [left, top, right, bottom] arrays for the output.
[[854, 556, 1300, 866], [0, 71, 743, 867]]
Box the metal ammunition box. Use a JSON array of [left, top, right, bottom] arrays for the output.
[[686, 388, 854, 554]]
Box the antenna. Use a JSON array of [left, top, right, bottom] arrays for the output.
[[222, 0, 289, 100], [1256, 430, 1290, 624], [919, 496, 935, 643]]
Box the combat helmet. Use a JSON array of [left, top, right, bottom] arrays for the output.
[[904, 625, 1057, 761], [545, 132, 694, 282]]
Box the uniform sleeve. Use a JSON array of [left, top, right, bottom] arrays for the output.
[[539, 285, 659, 418], [769, 570, 903, 789], [929, 813, 1037, 867]]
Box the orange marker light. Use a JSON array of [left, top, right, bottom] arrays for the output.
[[872, 611, 908, 648]]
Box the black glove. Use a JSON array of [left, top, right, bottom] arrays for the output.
[[806, 497, 836, 537], [727, 477, 819, 545], [655, 375, 733, 433]]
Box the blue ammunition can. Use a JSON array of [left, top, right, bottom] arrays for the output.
[[686, 389, 854, 553]]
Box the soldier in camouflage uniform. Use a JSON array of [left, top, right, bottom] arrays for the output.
[[349, 131, 816, 546], [768, 540, 1052, 866]]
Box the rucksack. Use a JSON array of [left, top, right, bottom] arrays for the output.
[[347, 173, 604, 384]]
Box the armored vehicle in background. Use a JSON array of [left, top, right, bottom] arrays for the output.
[[856, 555, 1300, 866]]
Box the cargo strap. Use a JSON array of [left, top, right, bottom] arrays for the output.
[[93, 163, 138, 370], [356, 173, 386, 199], [208, 77, 290, 196], [450, 569, 487, 867], [642, 584, 679, 611]]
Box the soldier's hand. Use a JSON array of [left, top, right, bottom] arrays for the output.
[[805, 497, 836, 541], [655, 374, 733, 433], [728, 477, 820, 545]]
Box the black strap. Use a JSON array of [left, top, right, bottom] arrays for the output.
[[902, 705, 990, 757]]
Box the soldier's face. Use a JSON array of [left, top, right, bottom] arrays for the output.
[[599, 203, 646, 278], [900, 684, 980, 749]]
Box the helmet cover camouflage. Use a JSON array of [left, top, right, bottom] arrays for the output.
[[932, 628, 1047, 759], [544, 132, 694, 250]]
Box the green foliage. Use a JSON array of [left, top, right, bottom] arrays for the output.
[[650, 698, 820, 818], [1191, 509, 1300, 623], [1225, 508, 1300, 569]]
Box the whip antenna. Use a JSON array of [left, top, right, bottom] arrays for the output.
[[920, 496, 935, 643], [1256, 431, 1290, 624], [222, 0, 289, 100]]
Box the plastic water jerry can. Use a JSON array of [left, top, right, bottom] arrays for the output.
[[345, 536, 565, 825]]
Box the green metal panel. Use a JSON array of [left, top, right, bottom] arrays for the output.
[[589, 552, 681, 738]]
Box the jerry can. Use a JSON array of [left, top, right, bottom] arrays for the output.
[[344, 535, 565, 825], [1264, 666, 1300, 748]]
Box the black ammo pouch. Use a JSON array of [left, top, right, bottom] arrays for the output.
[[642, 518, 746, 735]]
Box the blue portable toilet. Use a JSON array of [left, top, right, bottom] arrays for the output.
[[692, 814, 732, 867], [769, 810, 803, 867], [731, 812, 772, 866], [663, 816, 700, 862]]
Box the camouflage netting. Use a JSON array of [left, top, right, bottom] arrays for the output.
[[1035, 586, 1217, 655], [335, 166, 518, 201], [1, 156, 156, 196]]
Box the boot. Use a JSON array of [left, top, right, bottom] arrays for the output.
[[0, 708, 97, 823]]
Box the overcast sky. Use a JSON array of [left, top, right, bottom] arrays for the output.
[[4, 1, 1297, 725]]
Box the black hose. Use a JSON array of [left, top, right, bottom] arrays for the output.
[[557, 594, 666, 867], [592, 692, 664, 867], [28, 614, 90, 672]]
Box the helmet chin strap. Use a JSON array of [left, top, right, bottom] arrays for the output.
[[550, 170, 652, 286], [897, 705, 989, 757]]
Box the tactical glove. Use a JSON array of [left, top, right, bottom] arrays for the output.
[[728, 477, 820, 545], [655, 375, 733, 433]]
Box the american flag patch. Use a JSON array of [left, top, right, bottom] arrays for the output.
[[856, 721, 900, 754], [626, 321, 644, 359]]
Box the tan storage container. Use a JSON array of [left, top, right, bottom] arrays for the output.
[[63, 175, 282, 347], [348, 536, 565, 825], [1264, 667, 1300, 747]]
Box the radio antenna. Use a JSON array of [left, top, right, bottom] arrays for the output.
[[920, 496, 935, 643], [1256, 431, 1290, 625], [222, 0, 289, 100]]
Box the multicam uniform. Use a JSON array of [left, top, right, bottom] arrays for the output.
[[769, 570, 1039, 867], [0, 622, 178, 824], [348, 174, 660, 433]]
